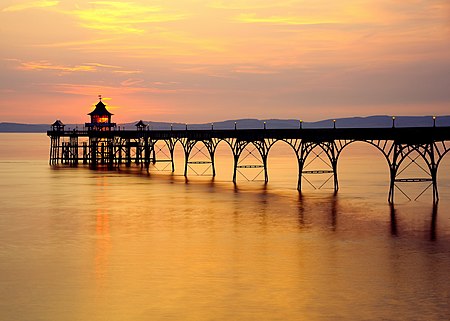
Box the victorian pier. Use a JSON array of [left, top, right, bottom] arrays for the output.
[[48, 98, 450, 204]]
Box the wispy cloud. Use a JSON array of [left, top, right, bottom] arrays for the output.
[[12, 59, 142, 74], [66, 1, 186, 34], [233, 65, 279, 74], [18, 60, 96, 72], [120, 78, 145, 87], [84, 62, 121, 69], [1, 0, 58, 12], [49, 83, 189, 96], [235, 13, 339, 25], [31, 37, 119, 48], [112, 70, 143, 74], [208, 0, 296, 10]]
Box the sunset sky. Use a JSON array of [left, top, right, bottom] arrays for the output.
[[1, 0, 449, 123]]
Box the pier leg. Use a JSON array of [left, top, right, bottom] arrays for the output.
[[431, 168, 439, 204], [126, 141, 131, 167], [211, 151, 216, 177], [232, 155, 239, 183], [135, 144, 140, 164], [91, 140, 98, 169], [63, 142, 69, 164], [181, 139, 197, 177], [152, 145, 156, 165], [297, 157, 304, 191], [144, 139, 150, 171], [83, 142, 87, 164], [170, 148, 175, 172], [108, 141, 114, 170], [388, 167, 396, 203], [332, 160, 339, 192], [262, 156, 268, 184], [49, 138, 54, 165], [100, 143, 105, 165], [184, 156, 188, 176], [182, 140, 189, 177], [70, 136, 78, 166], [429, 144, 439, 204], [388, 144, 400, 204], [163, 139, 176, 172], [117, 142, 122, 166]]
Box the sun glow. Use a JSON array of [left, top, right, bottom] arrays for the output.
[[92, 115, 109, 123], [1, 0, 449, 123]]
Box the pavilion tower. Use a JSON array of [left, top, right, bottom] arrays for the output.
[[85, 95, 116, 131]]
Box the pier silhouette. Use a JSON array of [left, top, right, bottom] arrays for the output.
[[48, 99, 450, 204], [48, 124, 450, 203]]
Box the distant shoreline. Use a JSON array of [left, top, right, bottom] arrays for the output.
[[1, 115, 449, 133]]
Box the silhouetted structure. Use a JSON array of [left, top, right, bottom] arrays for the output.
[[135, 120, 147, 131], [51, 120, 65, 131], [48, 99, 450, 204], [85, 96, 116, 131]]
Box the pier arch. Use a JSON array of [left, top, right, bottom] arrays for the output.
[[213, 140, 235, 180], [266, 140, 299, 187], [221, 138, 277, 184], [180, 138, 221, 177], [337, 141, 390, 197]]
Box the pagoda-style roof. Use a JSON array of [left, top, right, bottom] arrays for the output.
[[135, 120, 147, 127], [51, 120, 64, 127], [88, 100, 113, 116]]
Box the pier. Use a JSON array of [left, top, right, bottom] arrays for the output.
[[47, 99, 450, 204]]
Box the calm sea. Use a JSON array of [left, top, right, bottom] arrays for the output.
[[0, 133, 449, 321]]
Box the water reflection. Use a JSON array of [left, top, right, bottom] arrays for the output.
[[330, 193, 337, 231], [430, 204, 438, 241], [390, 204, 398, 237], [94, 177, 111, 289], [389, 203, 439, 240], [297, 192, 338, 231]]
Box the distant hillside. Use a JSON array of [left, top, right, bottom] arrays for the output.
[[1, 115, 449, 132], [0, 122, 54, 132]]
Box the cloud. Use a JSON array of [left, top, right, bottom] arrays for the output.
[[235, 13, 340, 25], [112, 70, 143, 74], [66, 1, 186, 34], [11, 59, 142, 74], [18, 60, 96, 72], [31, 37, 119, 48], [47, 82, 196, 97], [208, 0, 295, 10], [84, 62, 121, 69], [120, 78, 145, 87], [233, 65, 279, 74], [1, 0, 58, 12]]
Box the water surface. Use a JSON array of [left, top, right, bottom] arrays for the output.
[[0, 133, 449, 321]]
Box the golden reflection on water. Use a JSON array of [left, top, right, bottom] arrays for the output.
[[94, 177, 111, 289]]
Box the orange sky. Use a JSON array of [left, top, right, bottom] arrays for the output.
[[1, 0, 449, 123]]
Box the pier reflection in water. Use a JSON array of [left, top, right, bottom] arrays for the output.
[[0, 133, 450, 321]]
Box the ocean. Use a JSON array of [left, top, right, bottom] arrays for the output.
[[0, 133, 449, 321]]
